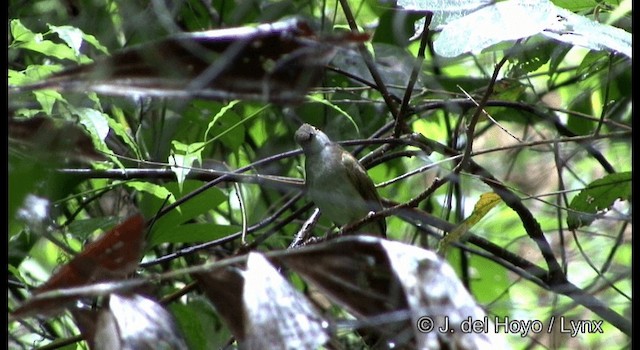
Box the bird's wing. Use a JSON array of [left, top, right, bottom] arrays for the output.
[[341, 151, 386, 234]]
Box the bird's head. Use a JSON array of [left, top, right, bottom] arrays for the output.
[[294, 123, 333, 155]]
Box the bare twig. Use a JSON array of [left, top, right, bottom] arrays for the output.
[[338, 0, 400, 120], [394, 11, 433, 137]]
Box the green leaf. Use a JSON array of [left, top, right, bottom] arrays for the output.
[[48, 24, 109, 55], [33, 89, 67, 115], [433, 0, 556, 57], [106, 107, 142, 159], [15, 38, 91, 63], [9, 65, 63, 86], [204, 100, 240, 142], [10, 20, 93, 63], [72, 107, 123, 168], [306, 94, 359, 133], [372, 9, 426, 47], [472, 261, 511, 318], [124, 181, 176, 205], [66, 217, 122, 240], [150, 223, 238, 245], [552, 0, 599, 12], [438, 192, 502, 256], [9, 19, 35, 43], [170, 141, 206, 192], [567, 172, 631, 229], [169, 298, 230, 350], [8, 230, 37, 268], [48, 24, 85, 56], [75, 107, 110, 141], [541, 8, 631, 58], [148, 180, 226, 234]]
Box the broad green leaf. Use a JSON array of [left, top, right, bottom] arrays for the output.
[[9, 19, 35, 43], [567, 172, 631, 229], [48, 25, 84, 56], [552, 0, 599, 12], [150, 223, 238, 245], [576, 51, 610, 81], [124, 181, 176, 205], [75, 107, 109, 141], [170, 141, 206, 191], [542, 8, 631, 58], [10, 20, 92, 63], [148, 180, 226, 232], [48, 24, 109, 55], [9, 65, 63, 86], [450, 252, 511, 319], [169, 298, 230, 350], [508, 39, 555, 75], [428, 0, 631, 58], [397, 0, 492, 30], [33, 90, 66, 115], [204, 100, 240, 141], [106, 107, 141, 159], [434, 0, 556, 57], [66, 217, 122, 241], [438, 192, 502, 256], [306, 95, 359, 134], [202, 100, 245, 150], [72, 107, 123, 168], [15, 38, 91, 63]]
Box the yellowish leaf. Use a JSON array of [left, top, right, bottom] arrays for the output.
[[438, 192, 501, 256]]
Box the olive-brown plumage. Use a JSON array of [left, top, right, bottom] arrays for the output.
[[294, 123, 386, 237]]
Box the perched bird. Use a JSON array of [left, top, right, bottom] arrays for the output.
[[294, 123, 386, 237]]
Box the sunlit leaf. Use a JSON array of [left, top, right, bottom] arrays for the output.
[[48, 24, 109, 55], [16, 38, 91, 63], [420, 0, 631, 58], [124, 181, 176, 205], [438, 192, 502, 256], [33, 89, 66, 115], [48, 25, 85, 56], [170, 141, 206, 191], [433, 0, 556, 57], [306, 95, 358, 133], [202, 100, 246, 150], [105, 108, 142, 159], [10, 19, 35, 43], [567, 172, 631, 229], [397, 0, 492, 32], [541, 7, 631, 58]]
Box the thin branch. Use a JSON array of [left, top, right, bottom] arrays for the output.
[[394, 11, 433, 137], [454, 50, 512, 173], [338, 0, 400, 120]]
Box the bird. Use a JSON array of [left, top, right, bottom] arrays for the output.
[[294, 123, 386, 237]]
